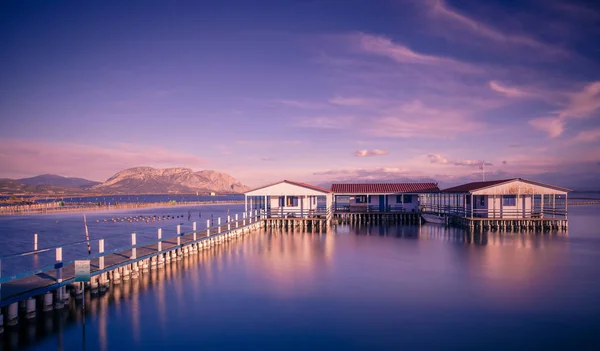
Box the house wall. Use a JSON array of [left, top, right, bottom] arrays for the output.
[[475, 194, 533, 218], [346, 194, 419, 211], [269, 195, 317, 214], [471, 180, 567, 196]]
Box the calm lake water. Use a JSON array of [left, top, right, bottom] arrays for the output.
[[1, 205, 600, 350]]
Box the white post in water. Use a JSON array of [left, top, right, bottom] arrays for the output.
[[55, 247, 63, 285], [99, 239, 105, 270], [158, 228, 162, 252], [193, 222, 197, 241], [131, 233, 137, 259], [34, 233, 38, 251], [218, 217, 221, 225], [206, 219, 210, 236], [177, 225, 181, 246]]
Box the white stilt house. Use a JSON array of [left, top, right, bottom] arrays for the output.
[[244, 180, 333, 219], [426, 178, 570, 219], [331, 183, 440, 212]]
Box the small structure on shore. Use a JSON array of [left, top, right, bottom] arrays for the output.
[[331, 183, 440, 212]]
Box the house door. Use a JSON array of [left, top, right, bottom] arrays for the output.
[[379, 195, 385, 212]]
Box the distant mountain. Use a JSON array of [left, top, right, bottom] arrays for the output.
[[18, 174, 100, 188], [0, 178, 84, 195], [92, 167, 250, 194]]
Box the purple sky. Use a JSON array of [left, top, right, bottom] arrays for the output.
[[1, 0, 599, 189]]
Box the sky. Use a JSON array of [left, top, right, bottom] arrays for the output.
[[1, 0, 599, 189]]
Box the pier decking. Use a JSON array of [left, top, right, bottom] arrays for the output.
[[0, 211, 265, 331]]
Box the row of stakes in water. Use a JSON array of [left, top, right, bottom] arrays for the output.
[[95, 214, 188, 223]]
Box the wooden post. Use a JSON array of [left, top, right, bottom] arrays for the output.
[[470, 194, 473, 219], [131, 233, 137, 259], [99, 239, 105, 270], [177, 225, 181, 246], [55, 247, 63, 285], [193, 222, 197, 241], [34, 233, 38, 251], [158, 228, 162, 252]]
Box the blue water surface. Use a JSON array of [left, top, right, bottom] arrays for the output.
[[1, 205, 599, 350]]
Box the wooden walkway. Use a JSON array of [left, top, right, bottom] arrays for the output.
[[0, 217, 259, 307]]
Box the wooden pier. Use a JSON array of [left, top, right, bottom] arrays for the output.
[[448, 215, 568, 231], [334, 211, 422, 225], [0, 211, 266, 332]]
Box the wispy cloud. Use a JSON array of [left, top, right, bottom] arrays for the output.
[[273, 99, 326, 109], [488, 81, 536, 98], [427, 154, 492, 167], [368, 100, 482, 138], [328, 96, 383, 108], [530, 81, 600, 138], [529, 117, 565, 138], [354, 149, 389, 157], [353, 32, 478, 73], [313, 167, 409, 181], [572, 128, 600, 143], [427, 0, 567, 56], [294, 116, 356, 129]]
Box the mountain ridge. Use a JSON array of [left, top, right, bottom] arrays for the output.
[[0, 168, 250, 195]]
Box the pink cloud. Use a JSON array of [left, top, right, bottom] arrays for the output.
[[353, 32, 478, 73], [572, 128, 600, 143], [427, 0, 567, 56], [294, 115, 356, 129], [488, 81, 536, 98], [427, 154, 492, 167], [328, 96, 383, 108], [273, 99, 326, 109], [529, 81, 600, 137], [529, 117, 565, 138], [368, 100, 482, 138], [354, 149, 389, 157], [0, 139, 207, 181]]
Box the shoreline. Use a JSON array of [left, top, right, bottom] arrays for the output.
[[0, 200, 245, 216]]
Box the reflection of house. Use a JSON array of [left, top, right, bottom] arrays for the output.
[[424, 178, 570, 219], [331, 183, 440, 212], [244, 180, 333, 218]]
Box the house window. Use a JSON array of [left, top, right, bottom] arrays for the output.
[[404, 195, 412, 203], [286, 196, 298, 207], [356, 195, 367, 204], [503, 195, 516, 206], [479, 196, 485, 206]]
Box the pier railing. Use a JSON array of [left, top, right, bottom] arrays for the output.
[[421, 204, 568, 219], [0, 209, 264, 306], [333, 205, 418, 213], [264, 207, 332, 219]]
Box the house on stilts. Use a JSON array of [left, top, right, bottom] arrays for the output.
[[421, 178, 570, 230], [244, 180, 333, 230], [331, 183, 440, 224]]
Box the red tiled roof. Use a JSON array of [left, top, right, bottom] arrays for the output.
[[442, 179, 514, 193], [246, 180, 331, 194], [441, 178, 571, 193], [330, 183, 439, 194]]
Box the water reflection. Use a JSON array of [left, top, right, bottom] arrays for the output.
[[3, 218, 598, 351]]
